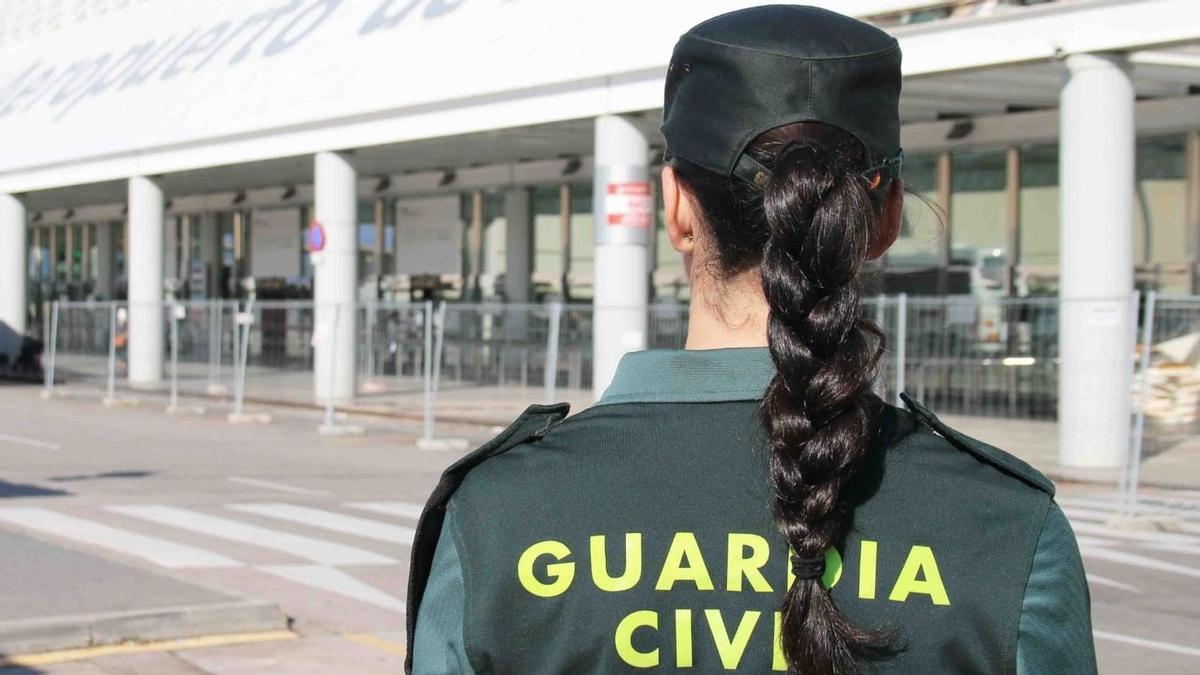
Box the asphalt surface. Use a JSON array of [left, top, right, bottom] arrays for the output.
[[0, 385, 1197, 674]]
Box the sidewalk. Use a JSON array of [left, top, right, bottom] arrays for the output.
[[0, 530, 285, 658], [942, 414, 1200, 489]]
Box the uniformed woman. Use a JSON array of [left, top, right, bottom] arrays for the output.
[[406, 5, 1096, 673]]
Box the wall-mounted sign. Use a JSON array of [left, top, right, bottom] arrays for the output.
[[394, 196, 462, 276], [250, 207, 301, 278], [605, 181, 653, 228]]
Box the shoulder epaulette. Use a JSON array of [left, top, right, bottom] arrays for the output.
[[404, 402, 570, 673], [900, 393, 1055, 497]]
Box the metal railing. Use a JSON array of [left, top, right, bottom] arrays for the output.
[[36, 293, 1200, 508]]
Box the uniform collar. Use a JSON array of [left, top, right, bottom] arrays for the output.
[[597, 347, 776, 405]]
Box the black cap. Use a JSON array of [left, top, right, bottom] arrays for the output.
[[661, 5, 902, 189]]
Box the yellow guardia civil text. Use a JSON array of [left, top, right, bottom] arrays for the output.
[[516, 532, 951, 670]]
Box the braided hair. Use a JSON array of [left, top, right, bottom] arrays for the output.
[[672, 121, 898, 673]]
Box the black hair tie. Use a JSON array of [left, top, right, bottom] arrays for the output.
[[790, 553, 826, 580]]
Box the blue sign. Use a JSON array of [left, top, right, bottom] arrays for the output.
[[309, 220, 326, 252]]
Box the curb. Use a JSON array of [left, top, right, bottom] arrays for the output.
[[0, 600, 286, 657]]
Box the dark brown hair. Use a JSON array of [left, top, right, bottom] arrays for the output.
[[672, 121, 897, 673]]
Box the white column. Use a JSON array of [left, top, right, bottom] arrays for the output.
[[128, 176, 165, 387], [0, 194, 27, 361], [1059, 53, 1135, 469], [313, 151, 358, 401], [592, 115, 651, 399], [94, 222, 113, 300], [504, 187, 533, 304]]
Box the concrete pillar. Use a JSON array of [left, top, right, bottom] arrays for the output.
[[94, 222, 113, 300], [313, 151, 358, 401], [592, 115, 651, 399], [504, 187, 534, 304], [128, 176, 165, 387], [1058, 53, 1135, 469], [0, 194, 27, 361], [198, 214, 221, 298]]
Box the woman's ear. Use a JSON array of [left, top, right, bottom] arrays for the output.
[[867, 179, 903, 260], [662, 165, 697, 255]]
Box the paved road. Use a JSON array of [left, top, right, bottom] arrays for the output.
[[0, 387, 1197, 673]]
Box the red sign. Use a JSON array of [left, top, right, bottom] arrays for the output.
[[606, 181, 653, 228], [308, 220, 327, 252]]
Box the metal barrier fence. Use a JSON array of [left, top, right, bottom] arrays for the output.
[[36, 295, 1145, 416], [38, 294, 1200, 505]]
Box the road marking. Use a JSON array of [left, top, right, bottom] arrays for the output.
[[227, 476, 329, 496], [109, 505, 395, 566], [0, 432, 59, 450], [259, 565, 406, 612], [229, 503, 415, 544], [344, 633, 407, 658], [1094, 630, 1200, 658], [0, 631, 296, 666], [0, 507, 240, 569], [1061, 495, 1199, 518], [1067, 520, 1200, 549], [1079, 545, 1200, 578], [1085, 574, 1139, 592], [347, 501, 425, 520]]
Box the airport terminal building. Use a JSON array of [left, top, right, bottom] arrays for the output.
[[2, 0, 1199, 467]]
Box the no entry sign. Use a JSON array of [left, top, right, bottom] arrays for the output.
[[605, 181, 653, 228], [308, 220, 327, 253]]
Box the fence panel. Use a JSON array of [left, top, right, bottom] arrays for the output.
[[46, 301, 122, 396], [901, 296, 1059, 420], [236, 300, 317, 405], [170, 300, 236, 400], [1136, 295, 1200, 491], [356, 301, 429, 403]]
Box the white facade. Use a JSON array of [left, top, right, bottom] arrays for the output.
[[3, 0, 1200, 468]]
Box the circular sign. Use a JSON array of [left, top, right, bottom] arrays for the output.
[[308, 220, 327, 252]]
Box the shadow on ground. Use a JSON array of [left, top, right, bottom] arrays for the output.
[[0, 480, 68, 499]]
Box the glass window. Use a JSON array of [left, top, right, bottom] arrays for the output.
[[357, 200, 377, 278], [482, 190, 507, 299], [53, 226, 67, 281], [1018, 144, 1059, 266], [890, 153, 941, 268], [951, 149, 1008, 264], [1018, 144, 1060, 295], [533, 186, 564, 294], [1135, 134, 1187, 266], [70, 224, 83, 280], [568, 183, 594, 299]]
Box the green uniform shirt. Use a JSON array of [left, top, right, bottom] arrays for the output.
[[412, 348, 1096, 674]]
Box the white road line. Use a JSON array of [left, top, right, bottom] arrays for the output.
[[0, 507, 240, 569], [1068, 520, 1200, 548], [227, 476, 329, 496], [109, 505, 395, 566], [1094, 630, 1200, 658], [346, 502, 425, 520], [1085, 574, 1139, 593], [1079, 545, 1200, 579], [1064, 505, 1197, 526], [258, 565, 406, 613], [1074, 535, 1124, 548], [229, 503, 415, 545], [0, 432, 59, 450], [1061, 495, 1198, 519]]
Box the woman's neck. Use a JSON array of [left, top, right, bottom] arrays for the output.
[[684, 271, 770, 350]]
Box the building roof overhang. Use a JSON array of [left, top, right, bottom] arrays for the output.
[[2, 0, 1198, 201]]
